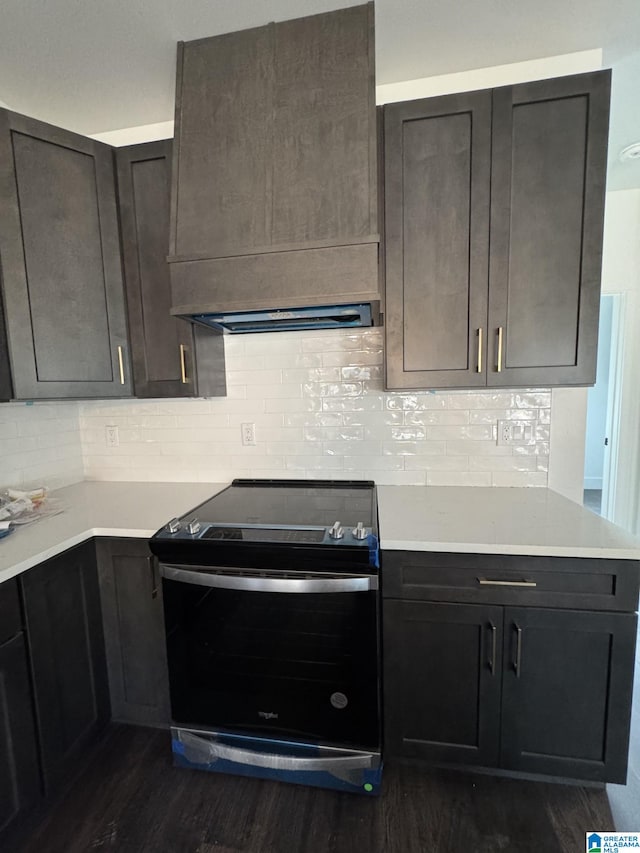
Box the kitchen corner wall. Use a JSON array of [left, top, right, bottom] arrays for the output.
[[0, 401, 83, 489], [80, 328, 551, 486]]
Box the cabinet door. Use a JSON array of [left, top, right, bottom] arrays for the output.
[[488, 71, 610, 386], [384, 600, 502, 765], [0, 632, 41, 839], [96, 539, 170, 727], [501, 607, 637, 783], [0, 110, 132, 399], [384, 91, 491, 389], [116, 140, 196, 398], [21, 541, 110, 794]]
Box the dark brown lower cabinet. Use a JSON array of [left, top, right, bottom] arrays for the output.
[[500, 607, 637, 782], [384, 600, 502, 766], [384, 600, 638, 783], [96, 539, 170, 727], [0, 631, 41, 839], [20, 541, 110, 796]]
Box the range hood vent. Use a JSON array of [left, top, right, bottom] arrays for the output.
[[167, 4, 380, 332], [190, 304, 374, 334]]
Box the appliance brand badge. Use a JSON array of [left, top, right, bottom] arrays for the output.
[[258, 711, 279, 720], [330, 692, 348, 710]]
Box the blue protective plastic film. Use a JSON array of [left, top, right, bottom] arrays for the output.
[[172, 730, 383, 796], [367, 533, 380, 568]]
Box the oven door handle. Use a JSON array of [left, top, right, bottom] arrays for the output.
[[160, 563, 378, 593], [179, 734, 377, 772]]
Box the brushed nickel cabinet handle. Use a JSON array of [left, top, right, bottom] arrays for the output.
[[513, 623, 523, 677], [478, 578, 537, 588], [497, 327, 504, 372], [179, 344, 189, 384], [477, 328, 483, 373], [117, 346, 125, 385]]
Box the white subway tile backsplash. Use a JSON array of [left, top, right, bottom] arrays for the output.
[[0, 402, 83, 490], [426, 425, 495, 441], [491, 471, 548, 487], [427, 472, 493, 486], [405, 410, 470, 426], [445, 440, 513, 457], [404, 456, 470, 471], [0, 328, 554, 489], [469, 456, 538, 472]]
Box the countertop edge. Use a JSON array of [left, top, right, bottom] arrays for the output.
[[0, 526, 155, 585], [380, 540, 640, 560]]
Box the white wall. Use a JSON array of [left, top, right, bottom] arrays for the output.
[[584, 296, 614, 489], [80, 329, 552, 486], [0, 402, 83, 490], [600, 189, 640, 533], [376, 49, 602, 103]]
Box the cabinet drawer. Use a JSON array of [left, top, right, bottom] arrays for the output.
[[382, 551, 640, 612], [0, 579, 22, 644]]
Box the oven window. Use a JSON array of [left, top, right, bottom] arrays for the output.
[[162, 580, 380, 750]]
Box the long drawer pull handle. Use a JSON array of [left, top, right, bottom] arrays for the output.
[[477, 327, 483, 373], [488, 621, 497, 675], [160, 563, 378, 593], [497, 327, 504, 372], [179, 344, 189, 384], [177, 730, 376, 772], [478, 578, 537, 588], [514, 623, 523, 677], [117, 346, 126, 385]]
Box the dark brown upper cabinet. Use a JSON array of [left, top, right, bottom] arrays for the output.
[[384, 70, 611, 390], [384, 91, 492, 390], [116, 140, 226, 399], [168, 3, 380, 317], [488, 72, 610, 386], [0, 110, 133, 400]]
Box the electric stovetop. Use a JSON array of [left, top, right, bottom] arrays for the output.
[[149, 479, 379, 571]]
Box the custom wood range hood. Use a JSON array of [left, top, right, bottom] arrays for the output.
[[167, 2, 381, 333]]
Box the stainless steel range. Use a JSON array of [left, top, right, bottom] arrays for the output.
[[149, 479, 382, 795]]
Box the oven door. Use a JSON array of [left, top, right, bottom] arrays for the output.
[[160, 564, 380, 751]]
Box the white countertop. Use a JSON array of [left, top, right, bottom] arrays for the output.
[[377, 485, 640, 559], [0, 481, 228, 584], [2, 482, 640, 586]]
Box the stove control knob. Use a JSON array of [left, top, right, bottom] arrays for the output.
[[167, 518, 181, 534], [352, 522, 367, 540], [329, 521, 344, 540], [186, 519, 201, 535]]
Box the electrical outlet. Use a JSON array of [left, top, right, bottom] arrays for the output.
[[241, 422, 256, 446], [105, 425, 119, 447], [497, 419, 533, 446]]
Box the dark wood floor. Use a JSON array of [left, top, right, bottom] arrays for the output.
[[12, 726, 614, 853]]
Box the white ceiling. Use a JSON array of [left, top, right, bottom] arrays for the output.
[[1, 0, 639, 188]]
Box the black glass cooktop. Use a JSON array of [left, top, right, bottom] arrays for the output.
[[186, 479, 376, 530]]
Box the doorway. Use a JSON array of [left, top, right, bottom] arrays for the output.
[[583, 293, 623, 518]]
